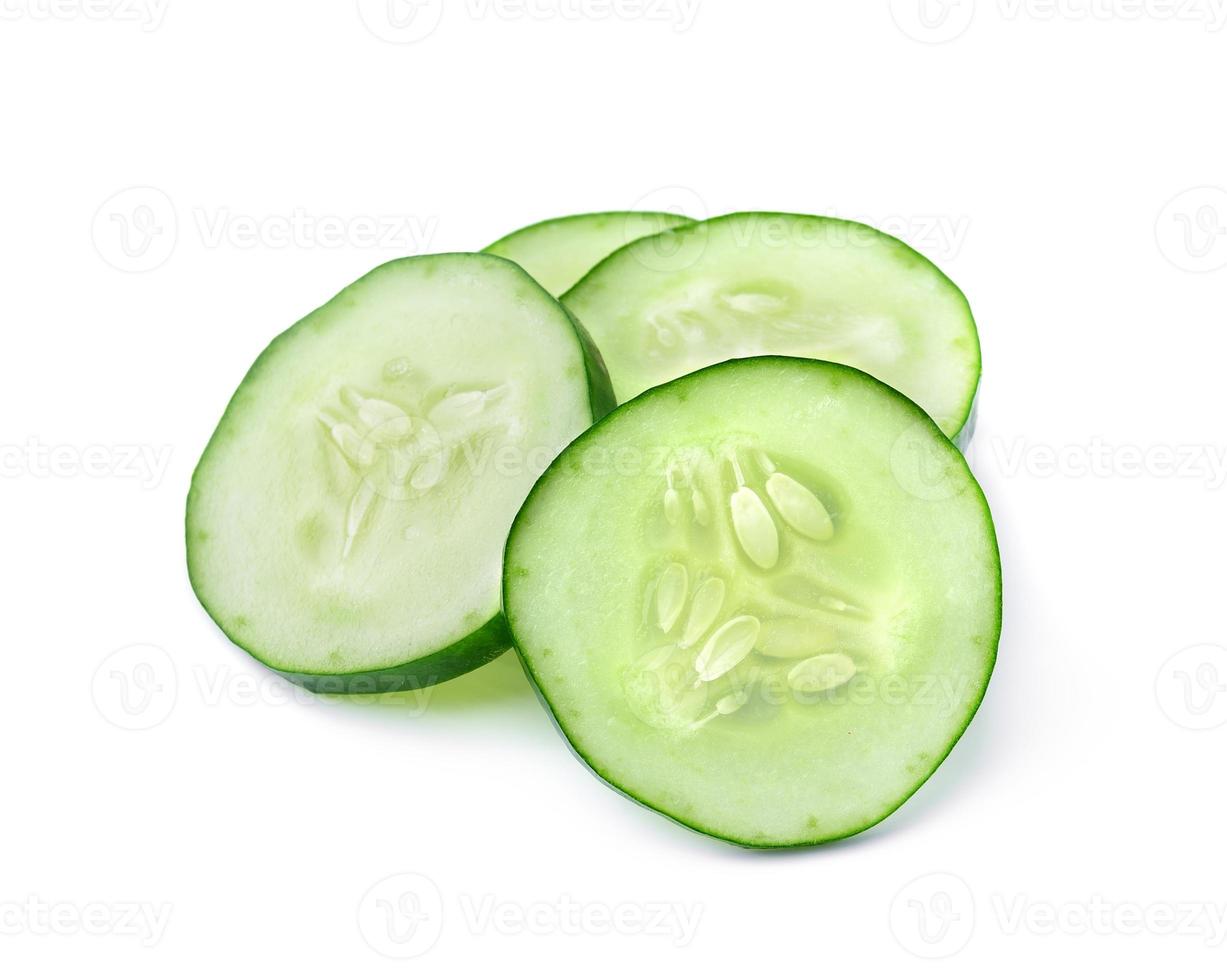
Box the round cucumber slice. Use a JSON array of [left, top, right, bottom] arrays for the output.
[[562, 212, 981, 441], [485, 211, 694, 296], [187, 253, 614, 693], [504, 357, 1000, 847]]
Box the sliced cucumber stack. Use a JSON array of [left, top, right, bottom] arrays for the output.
[[485, 211, 693, 296], [504, 358, 1000, 847], [187, 254, 614, 693], [563, 212, 981, 441]]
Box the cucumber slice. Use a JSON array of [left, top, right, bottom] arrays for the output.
[[563, 212, 981, 441], [485, 211, 694, 296], [504, 357, 1000, 847], [187, 254, 614, 693]]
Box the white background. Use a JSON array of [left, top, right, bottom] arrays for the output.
[[2, 0, 1226, 975]]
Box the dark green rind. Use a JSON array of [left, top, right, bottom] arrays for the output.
[[955, 387, 980, 452], [561, 212, 983, 446], [484, 250, 617, 423], [187, 253, 613, 695], [503, 356, 1002, 848], [272, 614, 512, 695], [562, 305, 617, 423]]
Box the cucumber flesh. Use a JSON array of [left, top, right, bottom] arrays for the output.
[[562, 212, 981, 441], [187, 254, 614, 692], [504, 358, 1000, 847], [485, 211, 694, 296]]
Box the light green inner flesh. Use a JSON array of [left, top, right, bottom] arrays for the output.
[[189, 255, 594, 675], [507, 361, 998, 845], [485, 212, 692, 296], [563, 213, 979, 438]]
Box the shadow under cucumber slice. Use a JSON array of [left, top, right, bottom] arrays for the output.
[[503, 357, 1000, 847], [485, 211, 694, 296], [187, 253, 615, 693], [562, 212, 982, 442]]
